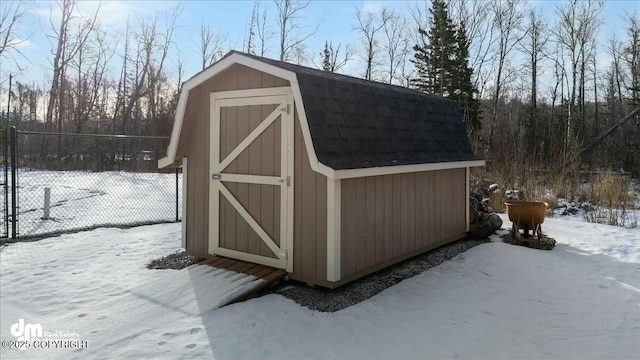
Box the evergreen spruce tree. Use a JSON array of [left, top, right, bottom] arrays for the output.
[[452, 21, 481, 135], [412, 0, 480, 137], [322, 41, 331, 72]]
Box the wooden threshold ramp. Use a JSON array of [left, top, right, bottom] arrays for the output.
[[199, 256, 286, 307]]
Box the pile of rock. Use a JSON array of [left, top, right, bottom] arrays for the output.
[[468, 183, 503, 239], [554, 199, 594, 216], [146, 251, 204, 270]]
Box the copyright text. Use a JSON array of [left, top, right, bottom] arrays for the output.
[[2, 339, 89, 350]]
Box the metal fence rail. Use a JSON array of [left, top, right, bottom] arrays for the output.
[[2, 127, 181, 240]]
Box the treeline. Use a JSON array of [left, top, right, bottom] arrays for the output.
[[0, 0, 639, 176]]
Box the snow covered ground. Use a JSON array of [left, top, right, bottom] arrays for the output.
[[7, 170, 181, 237], [1, 215, 639, 359]]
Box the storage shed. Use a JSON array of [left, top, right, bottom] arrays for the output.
[[159, 51, 484, 288]]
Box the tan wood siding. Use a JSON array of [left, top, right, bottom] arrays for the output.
[[184, 89, 208, 258], [290, 112, 328, 283], [340, 168, 467, 279], [180, 63, 289, 258]]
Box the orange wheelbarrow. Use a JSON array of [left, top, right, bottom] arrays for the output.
[[504, 200, 548, 242]]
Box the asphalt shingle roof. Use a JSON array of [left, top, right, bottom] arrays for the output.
[[232, 51, 479, 170]]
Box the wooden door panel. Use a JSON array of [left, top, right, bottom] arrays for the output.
[[219, 195, 278, 259], [224, 182, 281, 246], [223, 118, 281, 177], [210, 90, 293, 271], [220, 104, 278, 160]]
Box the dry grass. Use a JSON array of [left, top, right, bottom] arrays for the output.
[[541, 194, 558, 214], [473, 161, 638, 228], [583, 207, 638, 228], [582, 171, 635, 208]]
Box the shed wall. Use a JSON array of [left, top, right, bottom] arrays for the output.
[[291, 112, 328, 284], [181, 63, 288, 258], [340, 168, 467, 280]]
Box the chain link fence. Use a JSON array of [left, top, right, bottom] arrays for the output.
[[1, 128, 8, 238], [5, 129, 181, 239]]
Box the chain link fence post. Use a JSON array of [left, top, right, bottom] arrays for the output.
[[10, 126, 17, 239], [175, 167, 179, 222], [3, 128, 8, 238]]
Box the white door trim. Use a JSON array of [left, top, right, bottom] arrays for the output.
[[219, 173, 283, 186], [212, 87, 292, 100], [209, 92, 293, 271]]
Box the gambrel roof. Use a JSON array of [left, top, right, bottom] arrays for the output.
[[159, 51, 484, 178]]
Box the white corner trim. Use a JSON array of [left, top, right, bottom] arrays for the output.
[[331, 160, 486, 180], [158, 156, 173, 169], [317, 162, 336, 179], [159, 76, 195, 168], [181, 158, 187, 249], [326, 178, 341, 282]]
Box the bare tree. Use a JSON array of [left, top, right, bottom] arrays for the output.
[[12, 81, 29, 121], [113, 6, 181, 136], [624, 13, 640, 104], [449, 0, 496, 96], [44, 0, 99, 132], [353, 7, 389, 81], [406, 0, 434, 87], [245, 1, 257, 54], [0, 0, 31, 69], [274, 0, 316, 62], [69, 26, 111, 134], [578, 8, 603, 139], [198, 20, 224, 70], [487, 0, 524, 153], [255, 2, 273, 56], [519, 8, 548, 154], [380, 8, 409, 85], [554, 0, 603, 143], [606, 36, 627, 113]]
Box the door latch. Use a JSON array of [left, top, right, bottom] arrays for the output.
[[280, 104, 291, 114], [212, 173, 221, 180], [279, 176, 291, 186]]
